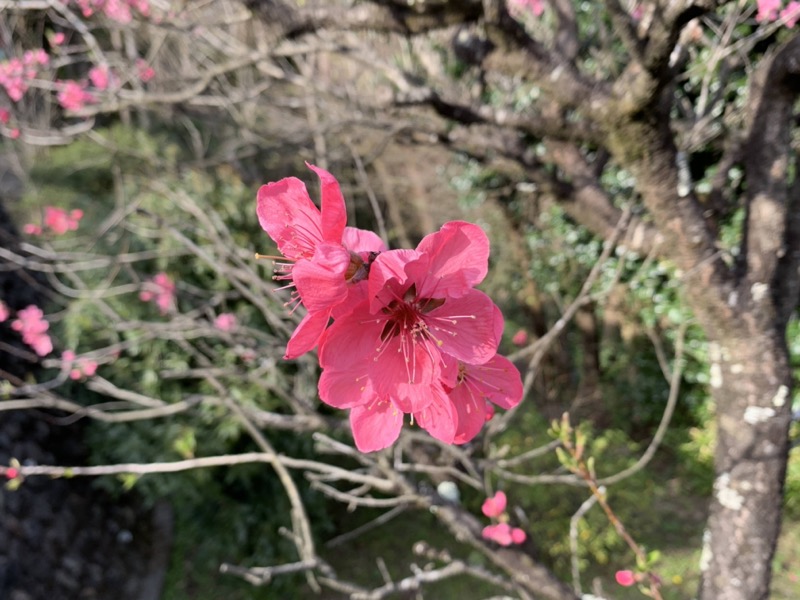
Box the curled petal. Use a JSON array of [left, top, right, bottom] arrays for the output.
[[306, 163, 346, 243]]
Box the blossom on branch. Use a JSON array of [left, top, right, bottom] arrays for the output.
[[57, 80, 95, 112], [62, 350, 99, 380], [139, 272, 176, 315], [11, 305, 53, 357], [482, 491, 507, 518], [480, 490, 526, 546], [256, 163, 385, 358], [256, 167, 523, 452]]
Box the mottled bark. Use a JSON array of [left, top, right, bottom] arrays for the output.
[[699, 333, 792, 600]]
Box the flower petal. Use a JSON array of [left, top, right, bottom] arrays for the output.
[[424, 290, 499, 364], [449, 380, 488, 444], [464, 354, 523, 410], [350, 398, 404, 452], [369, 335, 440, 413], [343, 226, 387, 254], [292, 244, 350, 312], [412, 221, 490, 298], [318, 362, 373, 409], [256, 177, 323, 259], [307, 163, 346, 244], [414, 388, 457, 444], [285, 310, 331, 359]]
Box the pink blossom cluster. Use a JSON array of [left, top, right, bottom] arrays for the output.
[[66, 0, 151, 24], [139, 272, 176, 315], [0, 50, 49, 102], [756, 0, 800, 26], [23, 206, 84, 236], [57, 80, 95, 112], [62, 350, 99, 380], [481, 491, 527, 546], [10, 305, 53, 357], [257, 164, 523, 452]]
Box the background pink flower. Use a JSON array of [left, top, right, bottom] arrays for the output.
[[57, 80, 95, 111], [508, 0, 545, 17], [44, 206, 83, 234], [781, 1, 800, 26], [481, 523, 527, 546], [0, 301, 8, 322], [62, 350, 99, 380], [481, 491, 507, 518], [214, 313, 238, 332], [89, 65, 111, 90], [756, 0, 781, 21], [139, 272, 176, 314], [615, 570, 636, 586], [11, 305, 53, 356]]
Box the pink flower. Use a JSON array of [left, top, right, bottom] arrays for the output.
[[89, 65, 111, 90], [482, 491, 507, 518], [508, 0, 545, 17], [781, 1, 800, 26], [8, 128, 19, 140], [0, 301, 8, 323], [11, 305, 52, 357], [57, 80, 95, 111], [52, 32, 66, 45], [139, 272, 176, 314], [103, 0, 133, 23], [0, 108, 9, 124], [511, 328, 528, 346], [136, 59, 155, 82], [256, 163, 385, 358], [44, 206, 83, 234], [615, 570, 636, 587], [214, 313, 238, 332], [756, 0, 781, 21], [317, 222, 500, 451], [62, 350, 98, 379], [482, 523, 527, 546], [23, 224, 42, 235], [5, 467, 19, 479]]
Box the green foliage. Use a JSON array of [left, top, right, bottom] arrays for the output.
[[21, 125, 329, 594]]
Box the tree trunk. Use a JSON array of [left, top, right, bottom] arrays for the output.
[[698, 328, 793, 600]]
